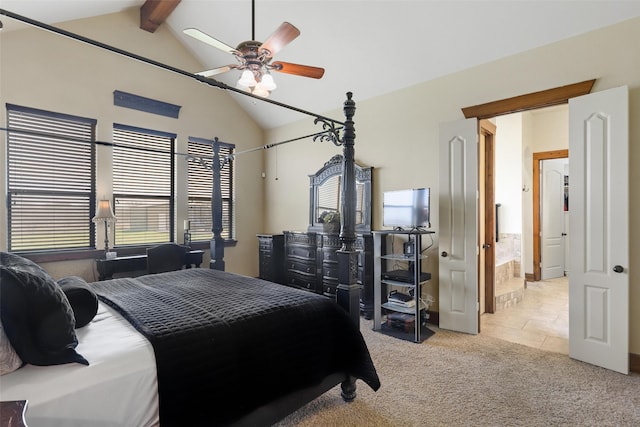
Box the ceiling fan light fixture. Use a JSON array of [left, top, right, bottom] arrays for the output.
[[184, 6, 325, 91], [238, 69, 257, 87], [252, 86, 270, 98], [259, 74, 277, 91]]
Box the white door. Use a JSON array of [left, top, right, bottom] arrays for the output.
[[541, 159, 566, 280], [439, 118, 478, 334], [569, 86, 629, 374]]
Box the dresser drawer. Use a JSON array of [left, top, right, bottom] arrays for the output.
[[287, 271, 318, 292], [322, 247, 339, 263], [285, 231, 317, 246], [286, 245, 315, 261], [259, 241, 273, 251], [322, 263, 338, 281], [322, 282, 337, 297], [287, 258, 316, 275]]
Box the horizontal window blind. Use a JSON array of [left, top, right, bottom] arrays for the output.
[[7, 105, 96, 251], [187, 138, 234, 241], [113, 125, 174, 246]]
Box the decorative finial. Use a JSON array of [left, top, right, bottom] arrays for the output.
[[343, 92, 355, 121]]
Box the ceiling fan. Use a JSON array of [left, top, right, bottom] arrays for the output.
[[183, 0, 325, 97]]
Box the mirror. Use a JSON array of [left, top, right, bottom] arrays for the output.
[[308, 154, 372, 233]]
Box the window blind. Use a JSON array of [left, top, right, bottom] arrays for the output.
[[113, 124, 175, 246], [6, 105, 96, 251], [187, 138, 234, 241]]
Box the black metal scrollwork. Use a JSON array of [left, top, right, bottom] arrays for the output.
[[313, 117, 343, 146], [185, 154, 213, 171]]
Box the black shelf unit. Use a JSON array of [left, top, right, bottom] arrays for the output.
[[372, 229, 435, 343]]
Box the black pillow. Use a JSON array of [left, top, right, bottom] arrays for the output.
[[0, 251, 52, 282], [57, 276, 99, 328], [0, 264, 88, 367]]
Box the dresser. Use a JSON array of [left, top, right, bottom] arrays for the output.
[[257, 231, 374, 317], [256, 234, 285, 285]]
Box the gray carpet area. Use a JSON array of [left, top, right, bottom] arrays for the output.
[[276, 319, 640, 426]]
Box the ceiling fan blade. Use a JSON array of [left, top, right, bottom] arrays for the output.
[[271, 61, 325, 79], [195, 65, 236, 78], [259, 22, 300, 58], [183, 28, 238, 55]]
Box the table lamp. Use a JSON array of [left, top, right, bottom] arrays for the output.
[[93, 199, 117, 259]]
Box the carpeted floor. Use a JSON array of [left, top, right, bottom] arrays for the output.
[[276, 319, 640, 426]]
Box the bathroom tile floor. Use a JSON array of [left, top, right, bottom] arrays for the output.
[[481, 276, 569, 354]]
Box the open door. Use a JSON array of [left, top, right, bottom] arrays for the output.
[[568, 85, 629, 374], [439, 118, 479, 334]]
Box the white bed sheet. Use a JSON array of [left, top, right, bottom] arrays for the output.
[[0, 302, 159, 427]]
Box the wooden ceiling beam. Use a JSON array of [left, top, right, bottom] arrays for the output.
[[140, 0, 181, 33]]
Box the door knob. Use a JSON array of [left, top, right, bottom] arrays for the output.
[[441, 251, 448, 257], [482, 244, 491, 249], [613, 265, 624, 273]]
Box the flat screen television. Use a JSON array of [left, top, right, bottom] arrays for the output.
[[382, 188, 431, 229]]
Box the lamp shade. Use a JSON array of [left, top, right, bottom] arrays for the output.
[[259, 74, 277, 91], [92, 199, 117, 223], [238, 70, 257, 87]]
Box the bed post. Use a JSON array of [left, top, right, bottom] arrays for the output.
[[336, 92, 360, 327], [210, 137, 225, 271]]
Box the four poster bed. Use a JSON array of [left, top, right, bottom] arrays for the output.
[[1, 257, 379, 426], [0, 8, 379, 427]]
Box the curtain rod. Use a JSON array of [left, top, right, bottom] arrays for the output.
[[0, 126, 340, 165], [0, 8, 345, 127], [225, 128, 343, 161]]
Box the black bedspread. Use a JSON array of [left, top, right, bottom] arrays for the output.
[[92, 268, 380, 426]]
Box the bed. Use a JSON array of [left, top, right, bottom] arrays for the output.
[[1, 10, 377, 426], [0, 253, 380, 426]]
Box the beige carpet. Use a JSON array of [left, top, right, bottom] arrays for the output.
[[276, 319, 640, 426]]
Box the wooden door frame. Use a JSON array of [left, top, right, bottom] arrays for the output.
[[461, 79, 594, 288], [532, 150, 569, 281], [480, 120, 496, 314]]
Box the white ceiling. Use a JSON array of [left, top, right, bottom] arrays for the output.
[[2, 1, 640, 129]]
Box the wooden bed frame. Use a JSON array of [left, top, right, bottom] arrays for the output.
[[0, 8, 371, 425]]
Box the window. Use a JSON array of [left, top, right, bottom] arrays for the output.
[[113, 124, 175, 246], [187, 137, 235, 241], [6, 104, 96, 252]]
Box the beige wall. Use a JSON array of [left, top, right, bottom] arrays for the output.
[[265, 17, 640, 353], [522, 107, 569, 276], [0, 10, 266, 279], [495, 113, 524, 235]]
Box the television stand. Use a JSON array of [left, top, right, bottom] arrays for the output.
[[372, 229, 436, 343]]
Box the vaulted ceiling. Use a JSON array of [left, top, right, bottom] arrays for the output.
[[2, 1, 640, 129]]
